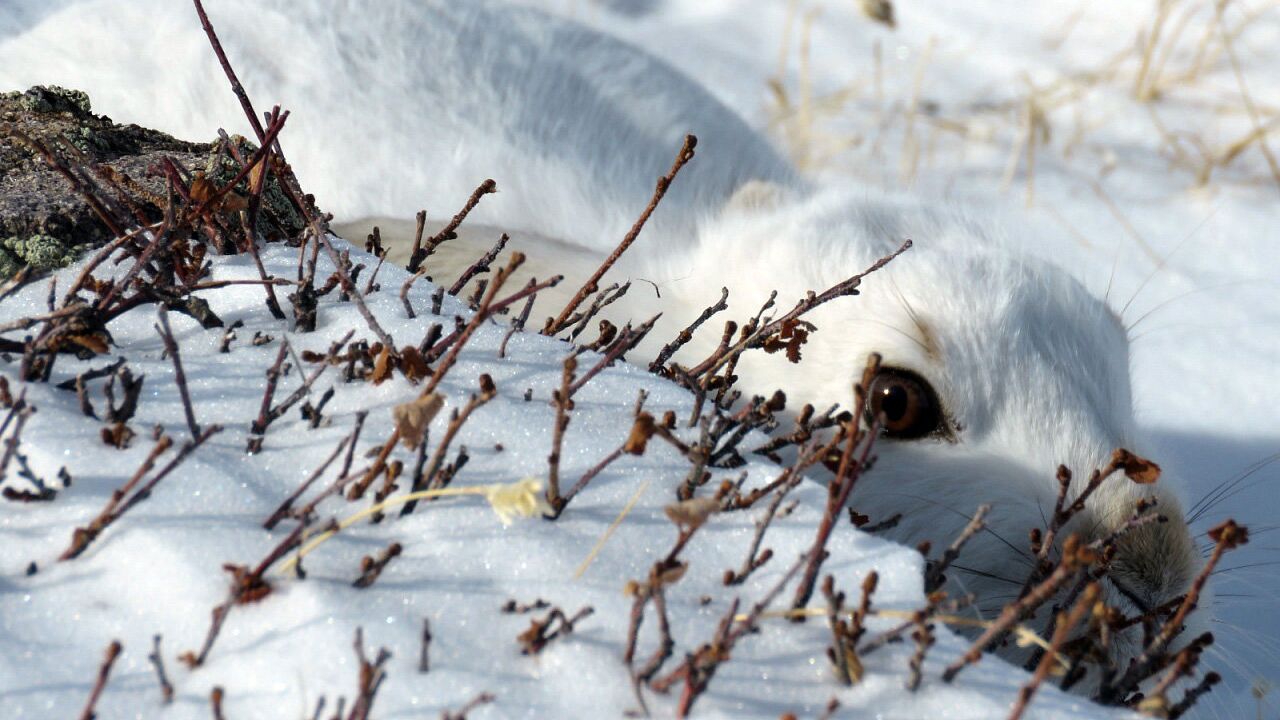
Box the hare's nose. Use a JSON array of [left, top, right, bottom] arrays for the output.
[[1105, 506, 1198, 612]]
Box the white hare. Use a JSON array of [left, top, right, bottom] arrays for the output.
[[0, 0, 1201, 674]]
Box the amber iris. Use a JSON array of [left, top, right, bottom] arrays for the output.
[[865, 369, 943, 439]]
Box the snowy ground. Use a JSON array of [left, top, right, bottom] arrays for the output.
[[2, 0, 1278, 718], [1, 244, 1134, 719]]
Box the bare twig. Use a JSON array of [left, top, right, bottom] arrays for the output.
[[650, 287, 728, 374], [924, 504, 990, 593], [78, 640, 122, 720], [423, 179, 497, 260], [155, 307, 200, 438], [449, 233, 509, 296], [349, 627, 391, 720], [440, 692, 495, 720], [545, 356, 576, 512], [148, 634, 174, 704], [61, 427, 221, 560], [419, 619, 432, 673], [352, 542, 402, 588], [1008, 583, 1100, 720], [544, 135, 696, 334]]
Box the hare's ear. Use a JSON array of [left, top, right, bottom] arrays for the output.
[[726, 180, 788, 214]]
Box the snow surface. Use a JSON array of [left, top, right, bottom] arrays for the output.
[[2, 0, 1278, 718]]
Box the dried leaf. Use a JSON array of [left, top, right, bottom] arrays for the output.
[[220, 192, 249, 213], [393, 393, 444, 449], [189, 172, 213, 204], [1112, 449, 1161, 484], [399, 346, 429, 382], [100, 422, 134, 449], [1135, 695, 1168, 717], [624, 413, 655, 455], [656, 561, 688, 587], [664, 496, 720, 529], [1207, 519, 1248, 549], [858, 0, 896, 28], [843, 647, 865, 683], [225, 563, 272, 604], [370, 345, 394, 385], [66, 333, 109, 354]]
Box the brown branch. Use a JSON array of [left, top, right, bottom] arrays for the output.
[[699, 242, 911, 383], [517, 605, 594, 655], [657, 550, 808, 717], [905, 611, 936, 692], [568, 315, 660, 396], [181, 521, 308, 668], [148, 634, 174, 704], [359, 254, 526, 495], [398, 375, 497, 515], [348, 627, 391, 720], [406, 210, 428, 273], [2, 127, 128, 241], [565, 282, 630, 343], [498, 281, 538, 358], [264, 433, 351, 529], [399, 268, 428, 319], [942, 535, 1094, 682], [352, 542, 402, 588], [247, 341, 289, 452], [556, 444, 625, 512], [650, 286, 728, 374], [449, 233, 509, 296], [155, 307, 200, 438], [791, 356, 882, 613], [1168, 671, 1220, 719], [545, 356, 576, 512], [1100, 519, 1247, 702], [418, 618, 432, 673], [1008, 583, 1100, 720], [723, 475, 800, 585], [318, 233, 396, 349], [192, 0, 268, 142], [61, 426, 221, 560], [210, 687, 226, 720], [78, 639, 122, 720], [422, 179, 497, 260], [924, 504, 990, 593], [544, 135, 696, 334], [199, 111, 289, 216], [440, 692, 495, 720]]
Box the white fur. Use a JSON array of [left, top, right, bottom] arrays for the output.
[[0, 0, 1201, 669]]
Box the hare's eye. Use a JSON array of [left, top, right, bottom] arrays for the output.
[[866, 369, 944, 439]]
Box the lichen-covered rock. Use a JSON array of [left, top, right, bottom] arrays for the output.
[[0, 85, 212, 278], [0, 85, 312, 280], [0, 233, 85, 277], [204, 134, 307, 241]]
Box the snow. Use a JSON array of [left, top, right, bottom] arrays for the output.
[[2, 0, 1278, 718], [1, 244, 1129, 719]]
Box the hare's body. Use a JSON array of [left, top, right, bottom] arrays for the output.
[[1, 0, 1201, 671]]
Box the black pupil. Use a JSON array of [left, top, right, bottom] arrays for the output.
[[881, 385, 908, 422]]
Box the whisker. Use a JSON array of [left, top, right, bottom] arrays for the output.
[[1211, 560, 1280, 575], [1187, 450, 1280, 523], [1117, 204, 1217, 320], [949, 563, 1024, 587], [874, 490, 1036, 567], [1126, 278, 1280, 335]]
